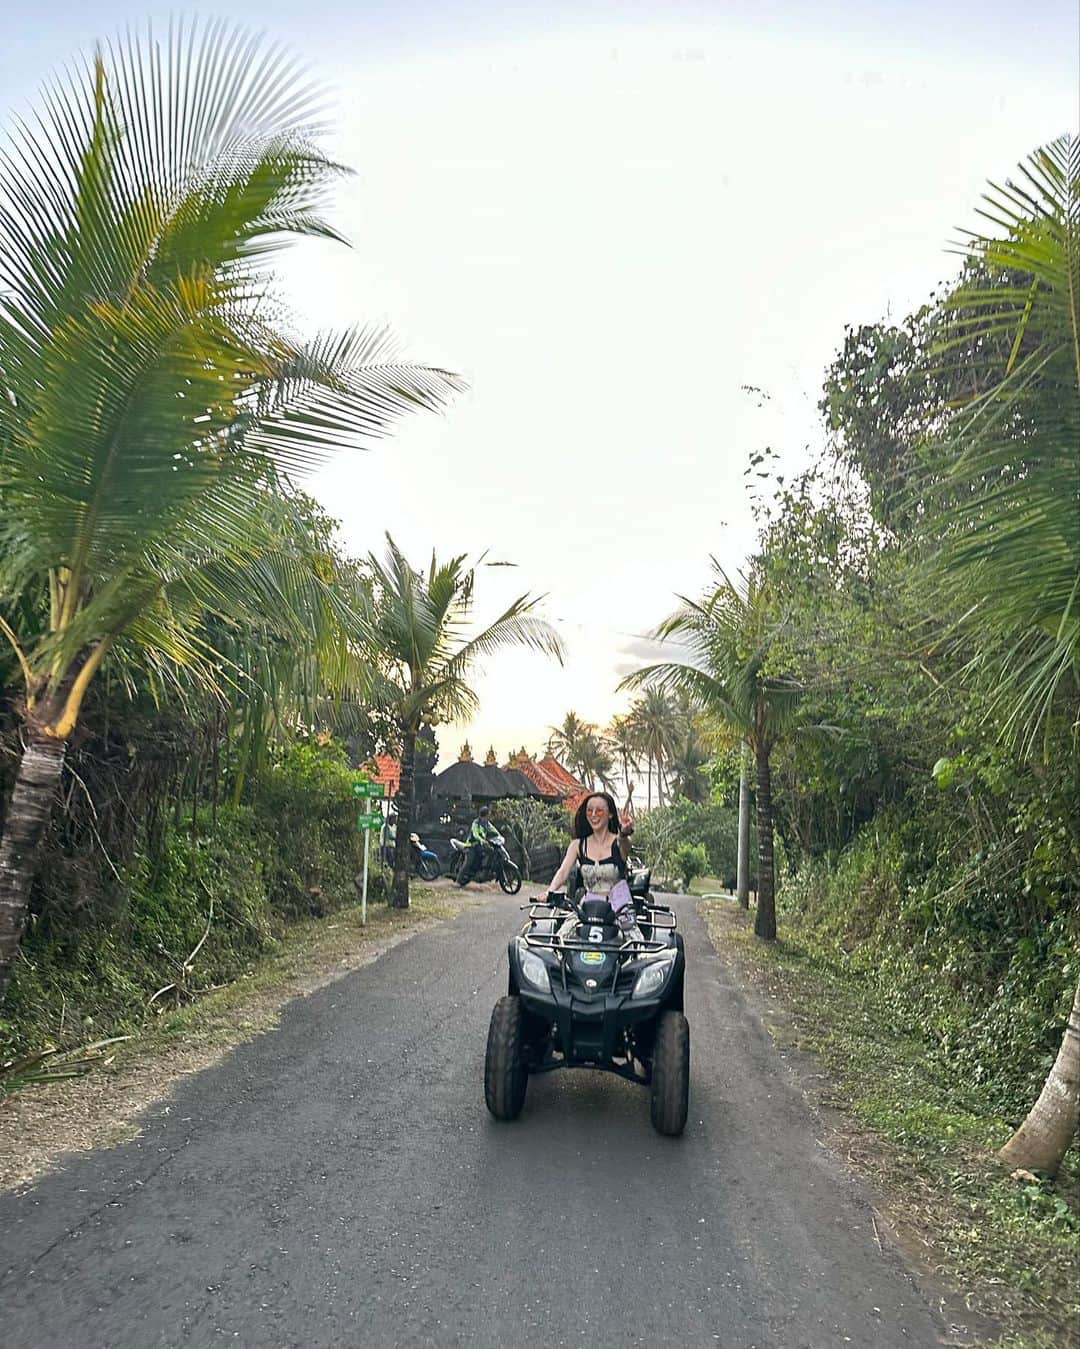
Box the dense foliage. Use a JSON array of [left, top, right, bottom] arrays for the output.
[[0, 735, 374, 1063]]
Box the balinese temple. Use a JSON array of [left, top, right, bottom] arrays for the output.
[[366, 736, 589, 816]]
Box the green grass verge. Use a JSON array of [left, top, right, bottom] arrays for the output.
[[701, 901, 1080, 1349], [690, 874, 731, 896]]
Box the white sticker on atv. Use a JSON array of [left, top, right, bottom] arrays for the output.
[[588, 926, 603, 943]]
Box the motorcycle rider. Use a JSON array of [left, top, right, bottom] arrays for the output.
[[457, 804, 499, 887]]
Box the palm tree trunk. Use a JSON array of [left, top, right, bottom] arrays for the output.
[[390, 726, 416, 909], [753, 745, 776, 940], [736, 752, 750, 909], [646, 757, 653, 810], [997, 977, 1080, 1178], [0, 736, 66, 1001]]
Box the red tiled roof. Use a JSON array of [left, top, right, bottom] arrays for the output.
[[537, 755, 586, 792], [512, 758, 564, 797], [367, 754, 400, 796], [508, 754, 588, 807]]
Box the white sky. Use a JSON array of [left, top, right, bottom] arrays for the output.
[[5, 3, 1079, 769]]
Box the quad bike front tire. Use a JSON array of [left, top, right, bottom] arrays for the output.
[[498, 862, 522, 895], [485, 995, 529, 1119], [650, 1010, 690, 1136], [417, 854, 441, 881]]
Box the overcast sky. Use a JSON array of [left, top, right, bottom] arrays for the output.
[[5, 3, 1078, 770]]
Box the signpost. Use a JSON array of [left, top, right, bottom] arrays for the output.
[[352, 776, 387, 925]]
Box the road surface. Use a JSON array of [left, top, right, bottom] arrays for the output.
[[0, 895, 945, 1347]]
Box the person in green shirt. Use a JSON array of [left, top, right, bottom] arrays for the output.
[[457, 805, 498, 886]]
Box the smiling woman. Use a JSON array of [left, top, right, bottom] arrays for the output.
[[0, 19, 464, 1002]]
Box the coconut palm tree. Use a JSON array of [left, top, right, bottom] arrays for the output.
[[621, 564, 802, 939], [626, 689, 678, 808], [606, 714, 641, 800], [925, 135, 1079, 747], [575, 728, 616, 793], [920, 137, 1080, 1177], [0, 23, 463, 1000], [364, 536, 563, 908], [546, 711, 594, 779], [668, 723, 711, 803]]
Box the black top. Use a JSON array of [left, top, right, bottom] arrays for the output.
[[578, 836, 627, 877]]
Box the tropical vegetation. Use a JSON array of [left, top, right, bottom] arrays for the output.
[[364, 538, 561, 907], [629, 137, 1079, 1179]]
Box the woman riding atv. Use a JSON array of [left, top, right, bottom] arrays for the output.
[[547, 792, 644, 943]]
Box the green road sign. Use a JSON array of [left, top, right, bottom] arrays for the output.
[[355, 812, 383, 831], [351, 780, 368, 798], [352, 779, 385, 798]]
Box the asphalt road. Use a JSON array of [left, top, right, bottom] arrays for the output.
[[0, 895, 946, 1348]]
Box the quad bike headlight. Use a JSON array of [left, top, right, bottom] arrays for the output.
[[518, 944, 552, 995], [631, 951, 675, 1000]]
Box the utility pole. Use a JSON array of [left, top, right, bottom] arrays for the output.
[[736, 748, 750, 908]]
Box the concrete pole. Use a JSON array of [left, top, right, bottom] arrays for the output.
[[736, 749, 750, 908]]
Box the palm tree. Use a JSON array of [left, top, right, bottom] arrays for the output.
[[621, 564, 802, 939], [626, 689, 678, 808], [0, 23, 463, 1000], [668, 723, 710, 803], [546, 711, 594, 779], [925, 136, 1079, 747], [575, 729, 616, 792], [606, 715, 641, 800], [920, 138, 1080, 1177], [364, 537, 563, 908]]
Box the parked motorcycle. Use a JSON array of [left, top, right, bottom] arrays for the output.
[[382, 831, 441, 880], [449, 833, 522, 894]]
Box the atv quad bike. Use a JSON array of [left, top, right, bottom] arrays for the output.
[[484, 872, 690, 1136]]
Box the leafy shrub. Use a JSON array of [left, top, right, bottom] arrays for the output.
[[673, 842, 708, 888], [777, 809, 1080, 1120], [1, 740, 372, 1063], [633, 800, 738, 884], [250, 739, 366, 916]]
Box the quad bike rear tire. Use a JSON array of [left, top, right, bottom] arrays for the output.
[[485, 995, 529, 1119], [498, 862, 522, 895], [650, 1010, 690, 1136]]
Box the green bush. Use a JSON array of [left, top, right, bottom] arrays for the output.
[[777, 811, 1080, 1121], [633, 800, 738, 884], [673, 841, 708, 888], [1, 739, 374, 1063], [250, 740, 366, 917]]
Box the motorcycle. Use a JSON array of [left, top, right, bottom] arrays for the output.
[[382, 831, 441, 880], [449, 832, 522, 894]]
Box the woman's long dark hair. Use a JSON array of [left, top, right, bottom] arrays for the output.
[[573, 792, 620, 840]]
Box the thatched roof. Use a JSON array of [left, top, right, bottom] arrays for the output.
[[480, 764, 517, 797], [501, 767, 545, 798], [432, 760, 509, 800]]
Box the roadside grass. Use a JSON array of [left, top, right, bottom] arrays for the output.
[[690, 874, 733, 897], [0, 885, 469, 1189], [701, 901, 1080, 1349]]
